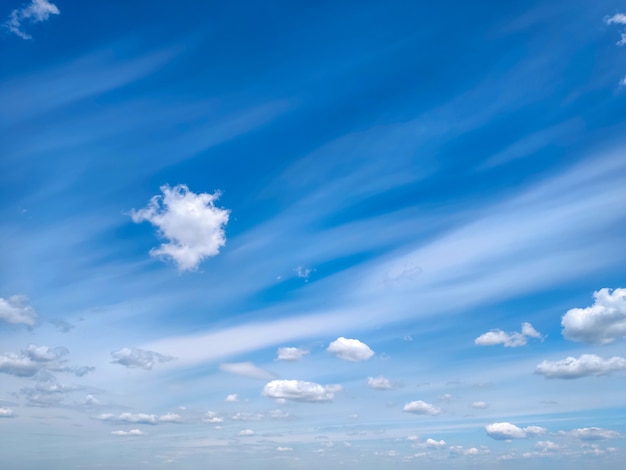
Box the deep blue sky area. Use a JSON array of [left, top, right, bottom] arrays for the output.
[[1, 1, 626, 468]]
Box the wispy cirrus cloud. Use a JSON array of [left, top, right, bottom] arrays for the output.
[[5, 0, 59, 40]]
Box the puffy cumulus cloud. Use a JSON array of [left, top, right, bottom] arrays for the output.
[[0, 295, 38, 326], [225, 394, 238, 402], [474, 322, 542, 347], [232, 412, 264, 421], [24, 344, 68, 362], [535, 354, 626, 379], [111, 429, 144, 436], [4, 0, 59, 40], [0, 352, 38, 377], [536, 441, 560, 452], [423, 438, 446, 448], [158, 413, 183, 423], [276, 347, 309, 361], [263, 380, 341, 402], [219, 362, 275, 380], [562, 427, 621, 441], [327, 337, 374, 362], [129, 184, 230, 271], [238, 429, 255, 436], [0, 347, 92, 379], [0, 407, 15, 418], [110, 347, 175, 370], [606, 13, 626, 46], [472, 401, 489, 409], [367, 376, 393, 390], [485, 422, 546, 440], [403, 400, 441, 416], [561, 288, 626, 344], [203, 411, 223, 423]]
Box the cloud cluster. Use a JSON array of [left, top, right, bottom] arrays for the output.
[[110, 347, 175, 370], [403, 400, 441, 416], [219, 362, 275, 380], [0, 345, 92, 380], [561, 288, 626, 344], [562, 427, 621, 441], [327, 337, 374, 362], [485, 422, 546, 440], [0, 295, 38, 326], [276, 347, 309, 361], [5, 0, 59, 40], [535, 354, 626, 379], [129, 184, 230, 271], [263, 380, 341, 402], [474, 322, 542, 347]]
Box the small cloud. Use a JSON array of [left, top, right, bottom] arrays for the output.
[[294, 266, 314, 281], [0, 295, 38, 326], [158, 413, 183, 423], [561, 288, 626, 344], [561, 427, 621, 441], [606, 13, 626, 25], [50, 319, 74, 333], [98, 413, 158, 425], [0, 352, 38, 377], [238, 429, 255, 436], [423, 438, 446, 448], [536, 441, 560, 452], [276, 446, 292, 452], [203, 411, 223, 423], [0, 407, 15, 418], [367, 376, 394, 390], [485, 422, 546, 440], [232, 412, 264, 421], [110, 347, 175, 370], [263, 379, 340, 402], [276, 347, 309, 361], [111, 429, 144, 436], [535, 354, 626, 379], [129, 184, 230, 271], [403, 400, 441, 416], [219, 362, 275, 380], [471, 401, 489, 409], [4, 0, 60, 40], [474, 322, 542, 347], [327, 337, 374, 362], [82, 394, 101, 406], [225, 394, 238, 402]]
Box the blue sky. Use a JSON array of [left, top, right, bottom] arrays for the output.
[[1, 0, 626, 468]]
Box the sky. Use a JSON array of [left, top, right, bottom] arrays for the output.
[[1, 0, 626, 468]]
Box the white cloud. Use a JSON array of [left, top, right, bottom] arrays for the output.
[[563, 427, 621, 441], [203, 411, 223, 423], [0, 295, 38, 326], [225, 394, 238, 402], [403, 400, 441, 416], [0, 407, 14, 418], [24, 344, 68, 362], [485, 422, 546, 440], [110, 347, 175, 370], [268, 409, 289, 419], [606, 13, 626, 25], [232, 412, 264, 421], [535, 354, 626, 379], [263, 379, 340, 402], [83, 394, 101, 406], [276, 446, 292, 452], [367, 376, 393, 390], [536, 441, 560, 452], [294, 266, 313, 280], [111, 429, 144, 436], [276, 347, 309, 361], [561, 288, 626, 344], [474, 322, 542, 347], [97, 412, 180, 425], [158, 413, 183, 423], [327, 337, 374, 362], [238, 429, 255, 436], [5, 0, 59, 40], [0, 352, 38, 377], [129, 184, 230, 271], [423, 438, 446, 448], [219, 362, 275, 380], [471, 401, 489, 409]]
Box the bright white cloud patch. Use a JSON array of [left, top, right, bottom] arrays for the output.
[[423, 438, 446, 448], [225, 394, 238, 402], [276, 347, 309, 361], [129, 184, 230, 271], [111, 429, 144, 436], [474, 322, 542, 347], [5, 0, 59, 40], [203, 411, 223, 423], [327, 337, 374, 362], [535, 354, 626, 379], [561, 288, 626, 344], [367, 376, 393, 390], [0, 407, 14, 418], [0, 352, 38, 377], [110, 347, 175, 370], [563, 427, 621, 441], [485, 422, 546, 440], [403, 400, 441, 416], [219, 362, 275, 380], [0, 295, 38, 326], [607, 13, 626, 25], [263, 380, 340, 402]]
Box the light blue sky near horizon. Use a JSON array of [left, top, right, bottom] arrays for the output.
[[1, 0, 626, 468]]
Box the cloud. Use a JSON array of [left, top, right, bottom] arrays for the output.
[[561, 288, 626, 344], [474, 322, 542, 347], [263, 380, 340, 402], [129, 184, 230, 271], [0, 352, 38, 377], [232, 412, 264, 421], [367, 376, 393, 390], [24, 344, 68, 362], [276, 446, 293, 452], [403, 400, 441, 416], [110, 347, 175, 370], [327, 337, 374, 362], [203, 411, 223, 423], [423, 438, 446, 448], [83, 394, 101, 406], [485, 422, 546, 440], [276, 347, 309, 361], [562, 427, 621, 441], [0, 407, 14, 418], [219, 362, 275, 380], [97, 412, 178, 425], [471, 401, 489, 409], [111, 429, 144, 436], [158, 413, 183, 423], [225, 394, 238, 402], [50, 319, 74, 333], [0, 295, 38, 326], [238, 429, 255, 436], [535, 354, 626, 379], [536, 441, 560, 452], [606, 13, 626, 25], [4, 0, 59, 40], [294, 266, 313, 280]]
